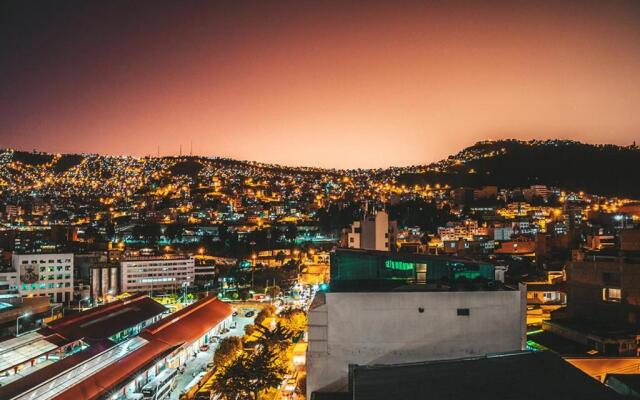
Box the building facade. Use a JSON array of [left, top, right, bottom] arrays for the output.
[[11, 253, 74, 303], [120, 255, 195, 294], [307, 287, 527, 398], [308, 248, 526, 398], [344, 210, 397, 252]]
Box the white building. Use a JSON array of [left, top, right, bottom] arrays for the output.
[[307, 286, 527, 398], [346, 210, 396, 251], [11, 253, 74, 303], [120, 255, 195, 294], [494, 226, 514, 241]]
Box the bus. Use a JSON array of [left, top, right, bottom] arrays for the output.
[[141, 368, 177, 400]]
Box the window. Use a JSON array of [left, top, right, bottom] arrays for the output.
[[603, 272, 621, 286], [603, 288, 622, 302], [457, 308, 470, 316]]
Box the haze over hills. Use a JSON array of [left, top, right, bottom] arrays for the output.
[[1, 139, 639, 198]]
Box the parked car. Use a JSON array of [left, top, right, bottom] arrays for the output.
[[244, 310, 255, 317], [199, 344, 210, 352], [232, 311, 238, 317]]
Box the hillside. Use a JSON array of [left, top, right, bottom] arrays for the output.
[[397, 140, 640, 197], [1, 139, 639, 198]]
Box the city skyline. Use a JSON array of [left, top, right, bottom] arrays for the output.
[[2, 0, 640, 168]]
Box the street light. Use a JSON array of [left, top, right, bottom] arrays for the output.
[[16, 312, 31, 337], [50, 304, 63, 321], [78, 297, 90, 311]]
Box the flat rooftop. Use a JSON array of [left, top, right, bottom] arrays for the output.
[[0, 332, 58, 374], [327, 279, 516, 293], [348, 351, 621, 400]]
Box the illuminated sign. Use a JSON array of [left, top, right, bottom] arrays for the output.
[[385, 260, 414, 271]]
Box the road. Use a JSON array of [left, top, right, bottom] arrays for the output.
[[168, 303, 262, 399]]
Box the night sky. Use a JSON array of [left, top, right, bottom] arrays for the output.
[[2, 0, 640, 168]]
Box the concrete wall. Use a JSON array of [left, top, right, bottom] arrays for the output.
[[307, 286, 526, 398]]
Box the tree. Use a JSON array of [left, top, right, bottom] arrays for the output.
[[284, 223, 298, 243], [255, 304, 276, 326], [244, 324, 257, 336], [213, 345, 287, 400], [279, 308, 308, 338], [132, 223, 162, 244], [296, 375, 307, 398], [164, 223, 184, 242], [213, 336, 243, 369], [254, 323, 293, 352]]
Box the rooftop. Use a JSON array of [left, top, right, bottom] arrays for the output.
[[51, 296, 232, 400], [327, 279, 516, 293], [343, 351, 621, 400], [41, 293, 168, 343]]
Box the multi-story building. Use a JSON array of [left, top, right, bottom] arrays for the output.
[[11, 253, 74, 303], [437, 220, 488, 242], [120, 255, 195, 294], [524, 185, 551, 201], [307, 249, 527, 398], [344, 210, 397, 251], [544, 250, 640, 355]]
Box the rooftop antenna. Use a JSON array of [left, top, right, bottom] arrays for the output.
[[179, 144, 182, 157], [190, 140, 193, 156]]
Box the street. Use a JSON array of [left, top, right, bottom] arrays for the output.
[[168, 303, 262, 399]]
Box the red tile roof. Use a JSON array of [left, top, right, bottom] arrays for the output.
[[41, 293, 167, 343], [52, 296, 232, 400]]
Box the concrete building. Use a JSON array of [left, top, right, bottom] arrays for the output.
[[11, 253, 74, 303], [307, 249, 527, 398], [315, 351, 621, 400], [524, 184, 551, 201], [120, 255, 195, 294], [345, 221, 361, 249], [473, 185, 498, 200], [620, 229, 640, 252], [544, 251, 640, 355], [344, 210, 397, 252]]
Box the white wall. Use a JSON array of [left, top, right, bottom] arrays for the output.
[[307, 286, 526, 397], [11, 253, 74, 302]]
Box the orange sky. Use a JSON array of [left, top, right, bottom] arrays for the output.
[[2, 0, 640, 168]]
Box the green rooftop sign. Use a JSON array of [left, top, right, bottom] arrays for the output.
[[385, 260, 414, 271]]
